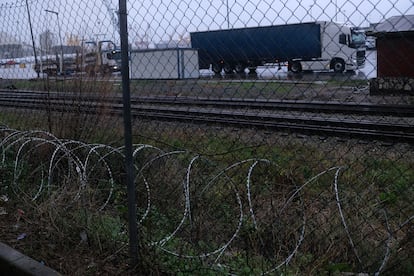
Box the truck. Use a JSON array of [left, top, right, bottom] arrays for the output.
[[35, 46, 81, 76], [35, 40, 121, 76], [190, 21, 366, 74], [82, 40, 121, 76]]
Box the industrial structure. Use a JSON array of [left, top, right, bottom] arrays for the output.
[[369, 15, 414, 95]]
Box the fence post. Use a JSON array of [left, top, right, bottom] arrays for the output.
[[118, 0, 138, 265]]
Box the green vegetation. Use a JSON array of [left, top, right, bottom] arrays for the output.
[[1, 114, 412, 274], [0, 79, 412, 274], [5, 77, 121, 93], [5, 77, 369, 97]]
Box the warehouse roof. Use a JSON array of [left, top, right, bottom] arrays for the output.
[[373, 14, 414, 32]]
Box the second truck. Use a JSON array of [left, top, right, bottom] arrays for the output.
[[190, 21, 366, 74], [36, 40, 121, 76]]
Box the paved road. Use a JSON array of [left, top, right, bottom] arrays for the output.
[[3, 50, 377, 82], [200, 50, 377, 81]]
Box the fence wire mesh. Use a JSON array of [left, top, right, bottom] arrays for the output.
[[0, 0, 413, 275]]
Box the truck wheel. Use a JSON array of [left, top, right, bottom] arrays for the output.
[[332, 59, 345, 73], [290, 61, 302, 73], [234, 63, 245, 74], [212, 64, 222, 74], [223, 64, 233, 74]]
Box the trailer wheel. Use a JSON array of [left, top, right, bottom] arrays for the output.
[[234, 63, 245, 74], [331, 59, 345, 73], [212, 63, 222, 74], [290, 61, 302, 73], [248, 67, 257, 75], [223, 64, 234, 74]]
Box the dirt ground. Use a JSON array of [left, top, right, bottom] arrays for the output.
[[0, 200, 135, 275]]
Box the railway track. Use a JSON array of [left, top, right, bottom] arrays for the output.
[[0, 89, 413, 143]]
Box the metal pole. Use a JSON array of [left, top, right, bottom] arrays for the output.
[[335, 0, 338, 22], [226, 0, 230, 28], [25, 0, 39, 78], [118, 0, 138, 265], [45, 10, 64, 75], [56, 16, 64, 75]]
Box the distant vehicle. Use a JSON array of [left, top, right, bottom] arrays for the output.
[[365, 36, 376, 50], [190, 21, 366, 74], [82, 40, 121, 76], [35, 40, 121, 76]]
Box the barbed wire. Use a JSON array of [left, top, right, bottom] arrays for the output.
[[1, 126, 412, 274]]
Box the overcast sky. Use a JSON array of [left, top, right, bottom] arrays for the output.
[[0, 0, 413, 45]]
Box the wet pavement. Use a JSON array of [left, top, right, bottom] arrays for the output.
[[200, 50, 377, 82]]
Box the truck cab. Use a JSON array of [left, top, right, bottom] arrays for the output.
[[291, 21, 366, 73], [82, 40, 121, 76]]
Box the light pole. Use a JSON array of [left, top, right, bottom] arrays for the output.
[[45, 9, 64, 75], [226, 0, 230, 29], [335, 0, 338, 22], [25, 0, 39, 78]]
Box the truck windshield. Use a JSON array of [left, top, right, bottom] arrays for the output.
[[350, 30, 366, 48], [108, 50, 122, 61]]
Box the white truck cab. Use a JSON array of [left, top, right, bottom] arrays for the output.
[[292, 21, 366, 73]]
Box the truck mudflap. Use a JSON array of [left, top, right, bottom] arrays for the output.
[[346, 50, 366, 71], [345, 63, 358, 71], [357, 50, 366, 67]]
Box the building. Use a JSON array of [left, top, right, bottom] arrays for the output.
[[369, 15, 414, 95], [0, 32, 33, 59]]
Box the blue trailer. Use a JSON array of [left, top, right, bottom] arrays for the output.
[[190, 22, 366, 74]]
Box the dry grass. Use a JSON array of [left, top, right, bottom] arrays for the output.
[[1, 122, 412, 274]]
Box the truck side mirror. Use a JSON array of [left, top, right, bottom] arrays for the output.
[[339, 34, 347, 45]]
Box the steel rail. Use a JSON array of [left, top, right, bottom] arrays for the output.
[[0, 94, 412, 143], [1, 90, 413, 117]]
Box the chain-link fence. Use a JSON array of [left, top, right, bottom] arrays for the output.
[[0, 0, 413, 275]]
